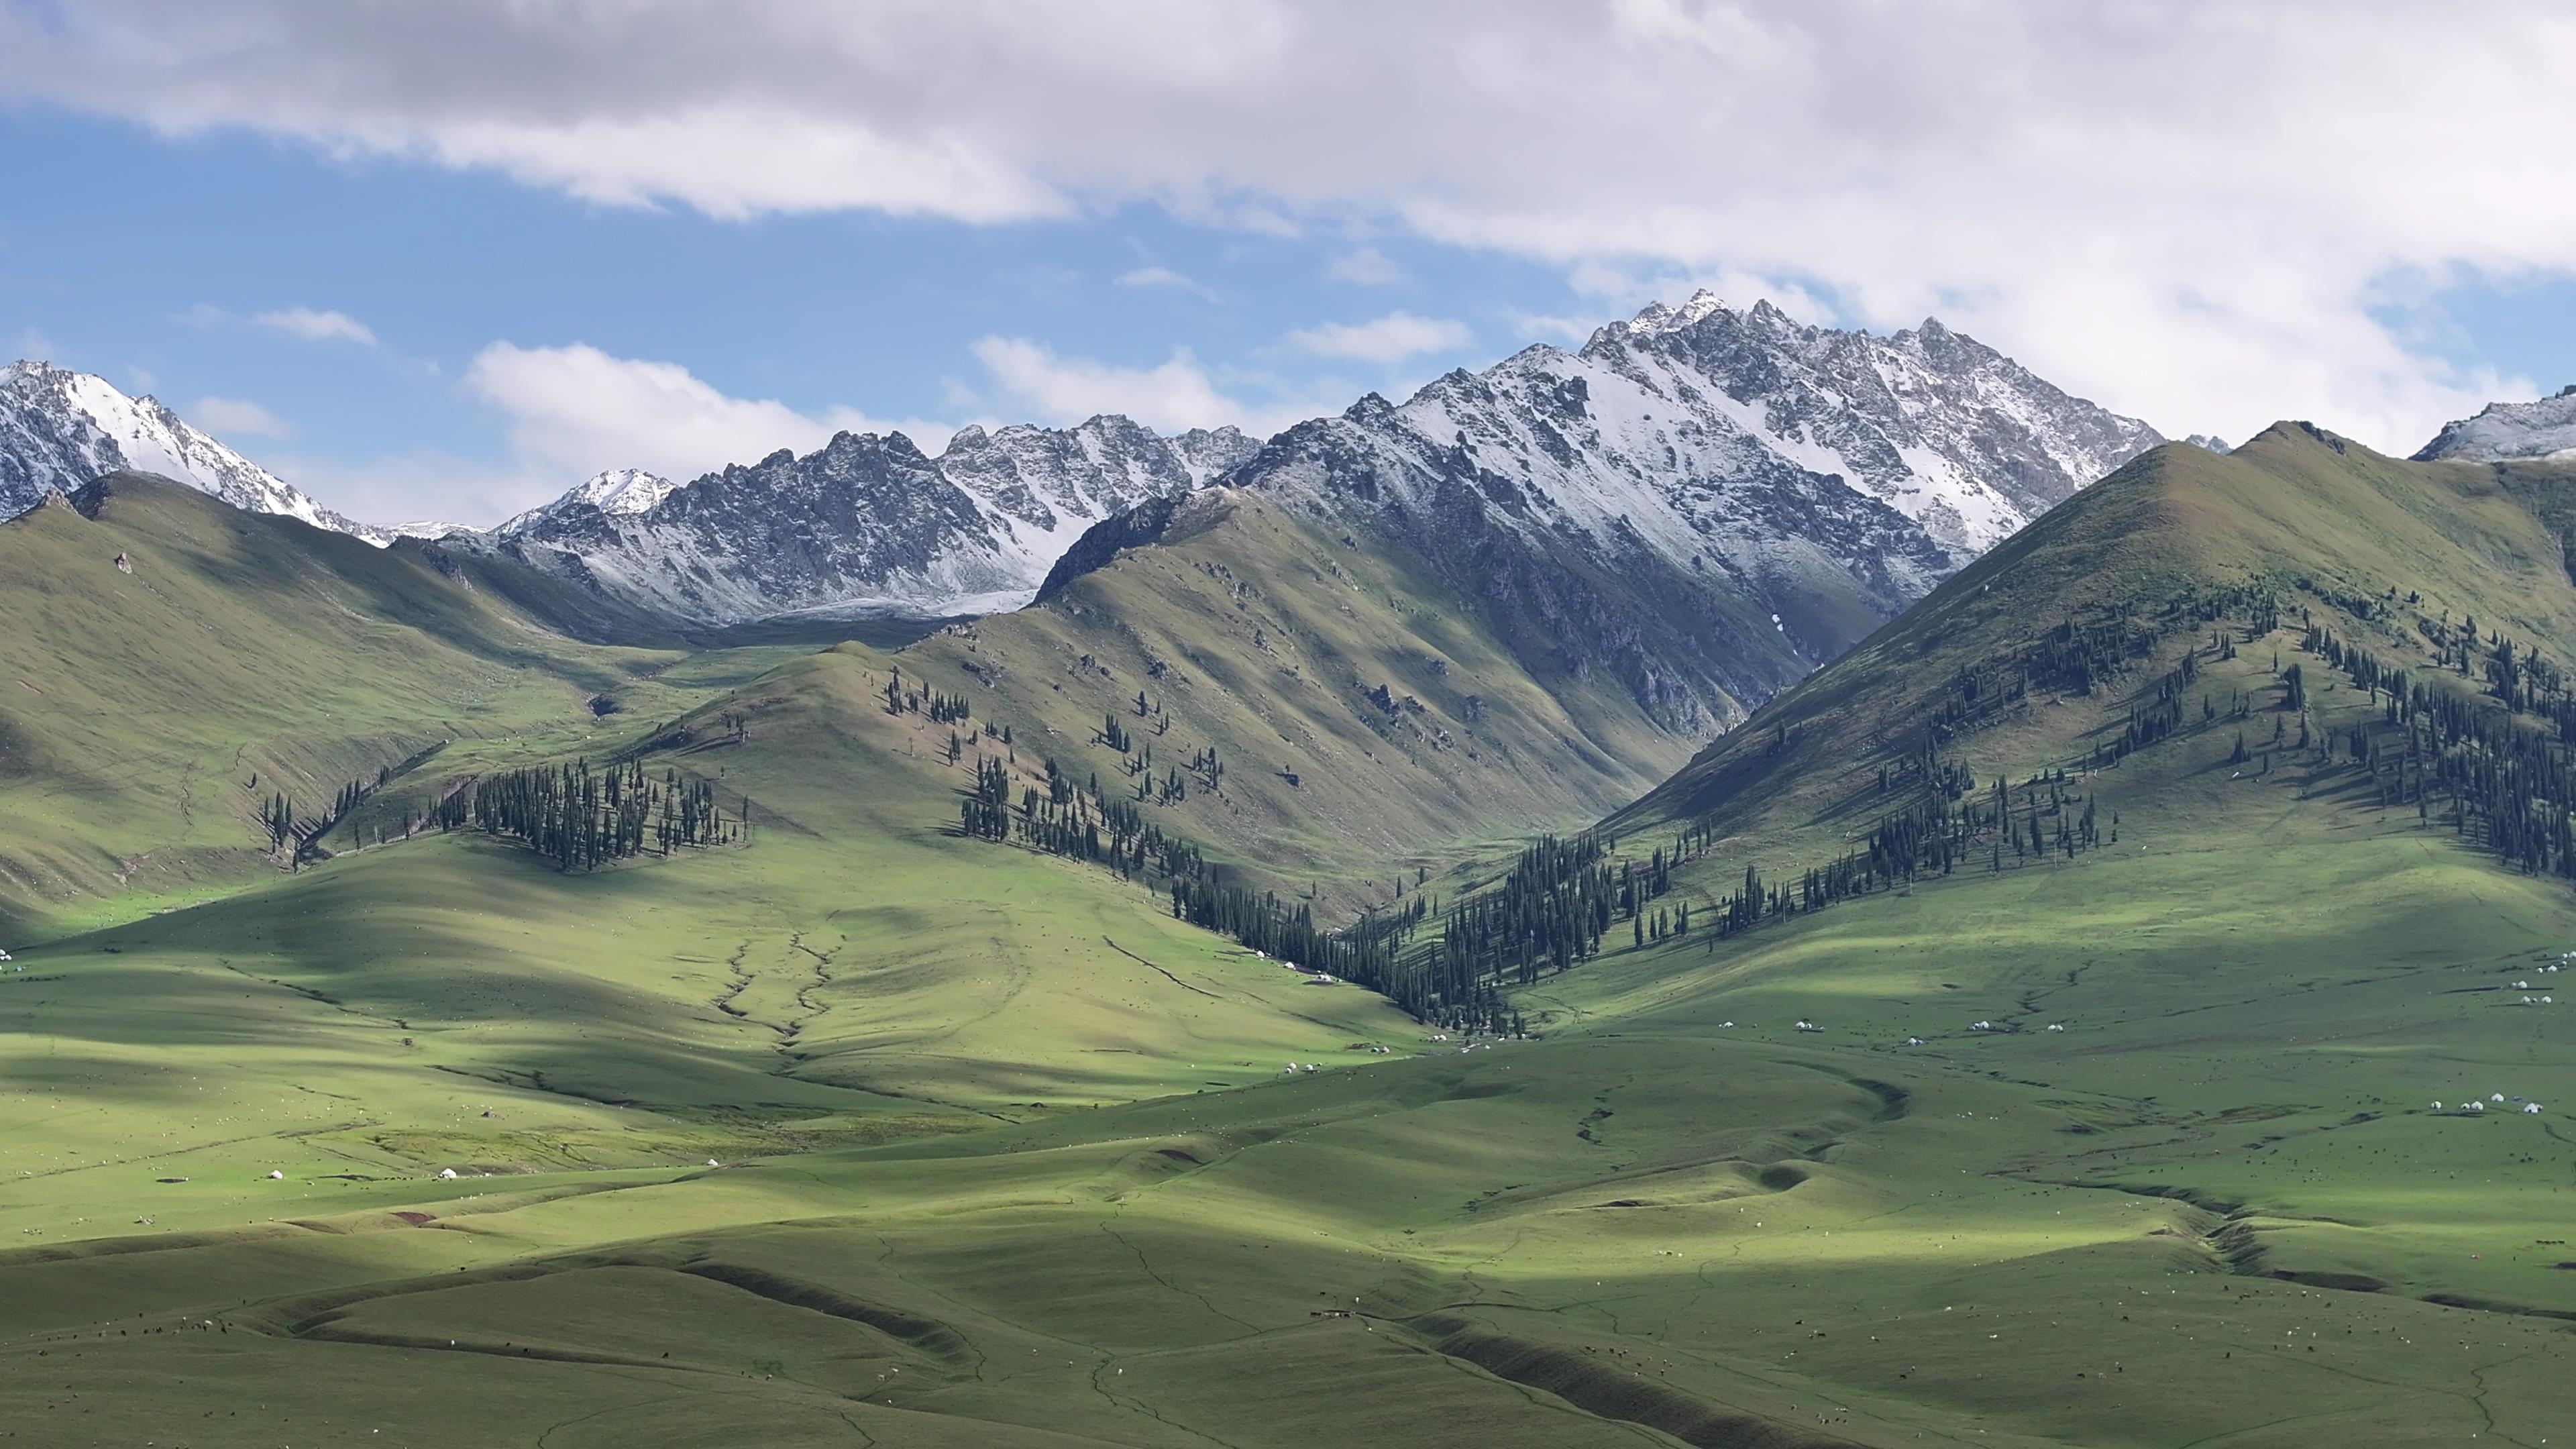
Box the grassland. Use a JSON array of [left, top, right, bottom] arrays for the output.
[[4, 440, 2576, 1444]]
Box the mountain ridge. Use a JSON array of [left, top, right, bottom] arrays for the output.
[[0, 360, 383, 541]]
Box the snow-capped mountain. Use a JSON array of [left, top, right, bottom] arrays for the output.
[[496, 468, 678, 533], [2414, 385, 2576, 463], [492, 294, 2153, 636], [480, 415, 1258, 623], [1140, 293, 2161, 727], [0, 360, 381, 539]]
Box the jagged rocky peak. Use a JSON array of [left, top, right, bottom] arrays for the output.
[[0, 360, 386, 541], [2414, 384, 2576, 463], [494, 468, 676, 537], [1198, 292, 2161, 735], [478, 412, 1263, 625], [1579, 294, 2161, 549], [2186, 434, 2233, 454]]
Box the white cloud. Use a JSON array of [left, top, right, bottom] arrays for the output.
[[1326, 247, 1406, 286], [260, 449, 542, 531], [971, 336, 1234, 430], [1565, 262, 1834, 327], [1114, 266, 1219, 302], [969, 335, 1339, 437], [252, 306, 378, 346], [189, 395, 292, 437], [9, 3, 2576, 447], [462, 342, 952, 490], [1503, 311, 1597, 346], [1286, 311, 1471, 365]]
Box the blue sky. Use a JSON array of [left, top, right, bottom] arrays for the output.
[[3, 2, 2571, 526], [0, 108, 1595, 522]]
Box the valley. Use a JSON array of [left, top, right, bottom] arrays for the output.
[[3, 371, 2575, 1444]]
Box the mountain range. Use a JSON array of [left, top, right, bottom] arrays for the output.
[[13, 303, 2576, 1446], [0, 295, 2159, 623]]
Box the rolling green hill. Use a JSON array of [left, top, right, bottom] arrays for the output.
[[6, 437, 2576, 1446], [898, 486, 1715, 895], [0, 474, 751, 930]]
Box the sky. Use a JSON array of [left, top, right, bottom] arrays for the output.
[[2, 0, 2573, 528]]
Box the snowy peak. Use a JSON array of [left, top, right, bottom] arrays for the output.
[[2413, 385, 2576, 464], [571, 467, 680, 517], [480, 412, 1256, 625], [1653, 288, 1733, 333], [496, 468, 677, 536], [0, 360, 381, 541], [1213, 293, 2161, 730]]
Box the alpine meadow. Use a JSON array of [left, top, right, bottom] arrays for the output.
[[5, 8, 2576, 1447]]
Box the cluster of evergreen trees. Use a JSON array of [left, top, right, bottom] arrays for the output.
[[882, 666, 971, 724], [2297, 622, 2576, 879], [959, 753, 1204, 882], [1168, 875, 1447, 1018], [468, 758, 741, 871], [1693, 764, 2110, 945], [1422, 835, 1615, 1002], [260, 792, 299, 851], [256, 762, 398, 867]]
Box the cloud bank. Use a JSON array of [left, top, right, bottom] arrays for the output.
[[14, 1, 2575, 449]]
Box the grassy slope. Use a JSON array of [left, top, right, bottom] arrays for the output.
[[7, 437, 2576, 1445], [0, 474, 813, 932], [900, 488, 1705, 898], [1613, 424, 2576, 848]]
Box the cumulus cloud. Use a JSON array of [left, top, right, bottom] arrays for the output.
[[1503, 311, 1599, 347], [252, 306, 377, 346], [9, 2, 2576, 446], [969, 335, 1344, 437], [971, 337, 1234, 429], [188, 396, 292, 437], [1286, 311, 1471, 364], [1114, 266, 1219, 302], [462, 342, 953, 488]]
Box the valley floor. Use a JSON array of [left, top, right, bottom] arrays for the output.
[[4, 808, 2572, 1447]]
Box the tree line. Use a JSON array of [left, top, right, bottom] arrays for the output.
[[468, 758, 744, 871]]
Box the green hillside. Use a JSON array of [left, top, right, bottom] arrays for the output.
[[6, 437, 2576, 1446], [901, 486, 1711, 895], [0, 474, 808, 931]]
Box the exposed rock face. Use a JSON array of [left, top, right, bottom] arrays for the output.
[[479, 415, 1258, 622], [0, 360, 376, 539], [1176, 293, 2159, 731], [2415, 385, 2576, 463]]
